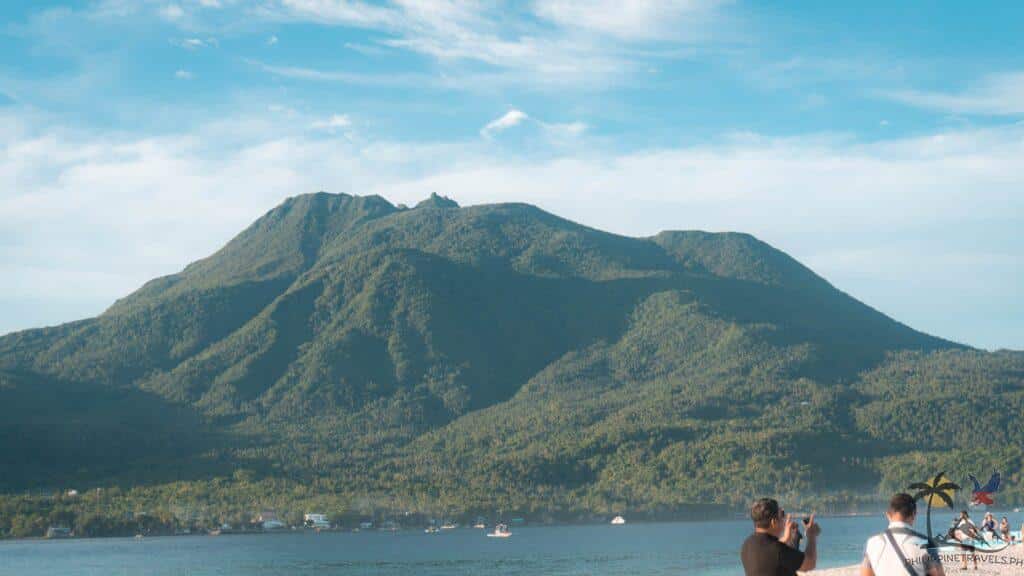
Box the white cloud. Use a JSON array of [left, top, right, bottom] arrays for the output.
[[276, 0, 400, 28], [480, 110, 587, 141], [174, 69, 193, 79], [265, 0, 728, 87], [480, 109, 528, 138], [533, 0, 725, 41], [344, 42, 389, 56], [251, 60, 427, 87], [267, 34, 278, 45], [171, 36, 217, 50], [542, 121, 587, 137], [2, 111, 1022, 347], [310, 113, 352, 131], [159, 3, 185, 21], [885, 72, 1024, 116]]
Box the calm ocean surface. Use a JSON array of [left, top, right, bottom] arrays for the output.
[[0, 514, 991, 575]]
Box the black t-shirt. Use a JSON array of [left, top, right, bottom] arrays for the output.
[[741, 532, 805, 576]]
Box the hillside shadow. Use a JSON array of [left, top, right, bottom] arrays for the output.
[[0, 370, 236, 491], [414, 258, 959, 412]]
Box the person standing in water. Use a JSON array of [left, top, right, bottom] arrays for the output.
[[740, 498, 819, 576], [952, 510, 980, 571], [998, 517, 1010, 542], [860, 493, 944, 576], [953, 510, 980, 540]]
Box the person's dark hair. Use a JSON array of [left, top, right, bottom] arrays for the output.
[[888, 493, 917, 519], [750, 498, 780, 529]]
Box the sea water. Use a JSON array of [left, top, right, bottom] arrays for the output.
[[0, 514, 1015, 575]]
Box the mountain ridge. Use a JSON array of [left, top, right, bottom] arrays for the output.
[[1, 191, 1019, 518]]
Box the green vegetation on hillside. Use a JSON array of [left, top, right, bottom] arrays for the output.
[[1, 192, 1020, 536]]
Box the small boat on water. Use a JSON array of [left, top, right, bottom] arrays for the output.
[[424, 526, 439, 534], [934, 536, 1010, 554], [473, 523, 486, 529], [440, 523, 458, 530], [611, 516, 626, 525], [487, 523, 511, 538]]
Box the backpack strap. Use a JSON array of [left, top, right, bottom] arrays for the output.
[[884, 529, 919, 576], [889, 526, 942, 563]]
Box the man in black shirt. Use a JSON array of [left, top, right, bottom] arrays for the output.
[[741, 498, 819, 576]]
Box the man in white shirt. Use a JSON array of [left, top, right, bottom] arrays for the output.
[[860, 493, 944, 576]]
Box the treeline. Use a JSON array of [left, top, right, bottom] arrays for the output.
[[0, 477, 877, 540]]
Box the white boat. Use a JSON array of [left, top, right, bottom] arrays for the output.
[[440, 523, 458, 530], [611, 516, 626, 525], [473, 523, 486, 529], [487, 523, 511, 538], [424, 526, 439, 534]]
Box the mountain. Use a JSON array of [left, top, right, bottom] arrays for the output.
[[1, 192, 1021, 523]]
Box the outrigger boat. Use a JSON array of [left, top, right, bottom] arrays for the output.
[[932, 535, 1011, 554], [487, 523, 511, 538]]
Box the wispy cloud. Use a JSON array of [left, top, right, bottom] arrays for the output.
[[266, 34, 278, 45], [884, 72, 1024, 116], [159, 3, 185, 22], [542, 121, 587, 139], [174, 69, 193, 80], [481, 109, 528, 138], [533, 0, 726, 41], [174, 37, 210, 49], [480, 109, 587, 140], [310, 113, 351, 131], [481, 109, 589, 141], [251, 60, 427, 87], [344, 42, 389, 56], [264, 0, 729, 86]]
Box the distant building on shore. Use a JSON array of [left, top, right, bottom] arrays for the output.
[[255, 510, 286, 530], [304, 513, 331, 529], [45, 526, 72, 538]]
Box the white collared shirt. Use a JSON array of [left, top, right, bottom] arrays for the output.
[[864, 521, 937, 576]]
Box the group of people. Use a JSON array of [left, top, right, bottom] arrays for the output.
[[950, 510, 1015, 543], [741, 494, 1022, 576]]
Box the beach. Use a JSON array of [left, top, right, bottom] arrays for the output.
[[807, 543, 1024, 575]]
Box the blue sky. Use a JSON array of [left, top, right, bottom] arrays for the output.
[[2, 0, 1022, 350]]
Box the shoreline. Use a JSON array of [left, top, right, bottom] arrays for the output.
[[0, 512, 919, 543], [4, 515, 1023, 544]]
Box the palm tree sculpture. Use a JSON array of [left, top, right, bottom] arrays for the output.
[[908, 471, 960, 545]]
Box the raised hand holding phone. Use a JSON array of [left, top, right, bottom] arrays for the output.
[[805, 513, 821, 538]]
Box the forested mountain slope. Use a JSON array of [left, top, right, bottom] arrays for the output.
[[2, 192, 1021, 517]]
